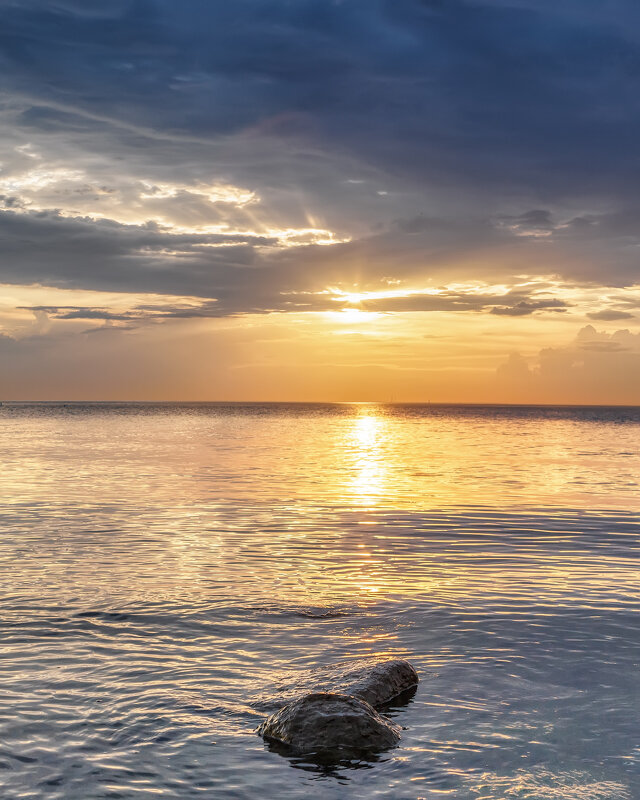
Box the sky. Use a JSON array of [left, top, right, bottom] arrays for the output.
[[0, 0, 639, 402]]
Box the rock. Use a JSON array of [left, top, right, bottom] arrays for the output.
[[256, 659, 420, 762], [258, 692, 401, 757], [325, 658, 419, 708], [255, 658, 419, 713]]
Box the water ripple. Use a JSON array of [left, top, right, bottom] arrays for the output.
[[0, 404, 638, 798]]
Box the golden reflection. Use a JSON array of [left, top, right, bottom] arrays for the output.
[[345, 407, 389, 507], [3, 402, 639, 639]]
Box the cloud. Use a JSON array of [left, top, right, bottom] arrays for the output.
[[2, 1, 640, 205], [490, 299, 568, 316], [587, 310, 635, 321], [0, 1, 639, 400], [1, 0, 640, 308], [496, 325, 640, 403], [497, 209, 556, 237]]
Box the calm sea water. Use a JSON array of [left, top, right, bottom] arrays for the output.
[[1, 403, 639, 800]]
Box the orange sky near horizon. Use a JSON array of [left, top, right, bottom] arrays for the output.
[[1, 280, 639, 404]]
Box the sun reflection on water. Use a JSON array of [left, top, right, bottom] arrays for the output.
[[345, 407, 389, 508], [0, 404, 639, 800]]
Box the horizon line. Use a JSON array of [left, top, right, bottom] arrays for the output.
[[1, 400, 639, 409]]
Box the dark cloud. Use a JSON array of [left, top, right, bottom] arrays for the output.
[[0, 208, 264, 299], [0, 199, 565, 318], [19, 287, 571, 322], [1, 0, 640, 317], [359, 291, 569, 316], [2, 0, 640, 196], [22, 307, 137, 321], [1, 201, 635, 320], [490, 299, 568, 316], [497, 209, 556, 235], [587, 310, 635, 321]]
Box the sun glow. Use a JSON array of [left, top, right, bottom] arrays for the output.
[[0, 163, 349, 249], [139, 180, 257, 205], [323, 308, 382, 323], [329, 286, 434, 305]]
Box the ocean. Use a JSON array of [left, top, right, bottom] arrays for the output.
[[1, 403, 639, 799]]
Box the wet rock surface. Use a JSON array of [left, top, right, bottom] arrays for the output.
[[256, 659, 419, 760], [253, 658, 419, 713], [257, 692, 401, 757], [326, 658, 419, 708]]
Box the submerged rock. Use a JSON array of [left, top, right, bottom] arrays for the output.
[[258, 692, 401, 756]]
